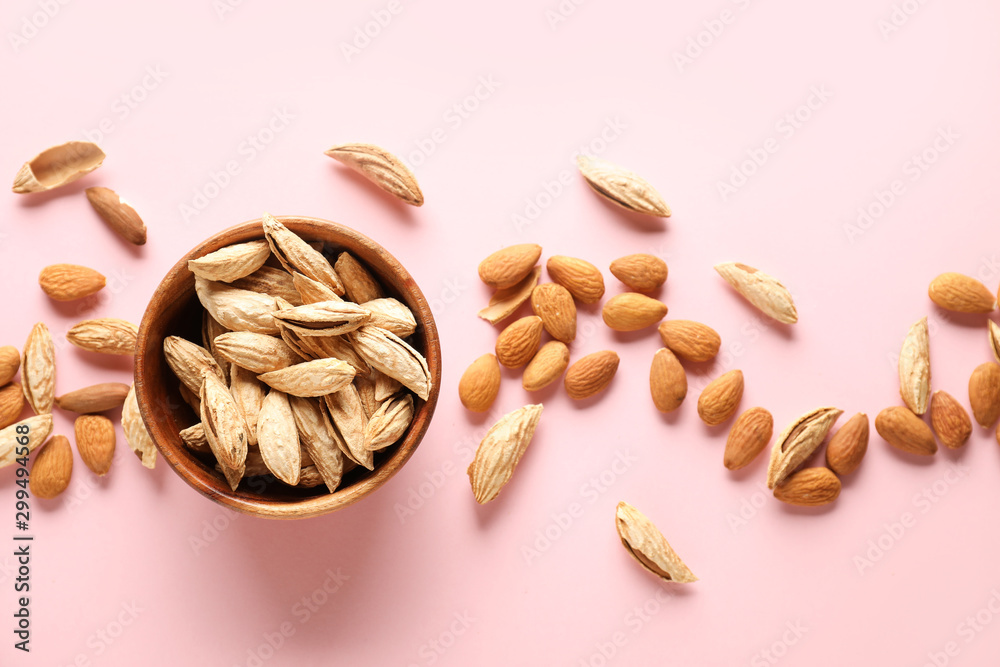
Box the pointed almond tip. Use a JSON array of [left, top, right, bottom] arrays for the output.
[[11, 163, 35, 193]]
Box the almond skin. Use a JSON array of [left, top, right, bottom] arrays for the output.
[[74, 414, 116, 476], [969, 362, 1000, 428], [0, 346, 20, 385], [546, 256, 604, 304], [930, 390, 971, 449], [602, 293, 668, 331], [55, 382, 131, 414], [495, 316, 543, 369], [478, 244, 542, 290], [29, 435, 73, 499], [530, 283, 577, 343], [724, 407, 773, 471], [697, 370, 744, 426], [0, 383, 25, 430], [650, 348, 687, 413], [773, 468, 841, 507], [658, 320, 721, 362], [610, 254, 667, 292], [825, 412, 869, 475], [565, 351, 619, 400], [928, 273, 995, 313], [523, 341, 570, 392], [875, 406, 937, 456], [38, 264, 106, 301], [458, 354, 501, 412]]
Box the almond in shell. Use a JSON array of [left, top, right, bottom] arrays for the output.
[[22, 323, 55, 415], [325, 143, 424, 206], [899, 317, 930, 415], [766, 406, 842, 488], [66, 318, 138, 355], [467, 404, 543, 504], [714, 262, 797, 324], [576, 156, 671, 217], [615, 502, 697, 582]]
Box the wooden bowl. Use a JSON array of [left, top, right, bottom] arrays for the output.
[[133, 216, 442, 519]]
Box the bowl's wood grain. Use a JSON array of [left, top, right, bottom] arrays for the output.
[[134, 216, 441, 519]]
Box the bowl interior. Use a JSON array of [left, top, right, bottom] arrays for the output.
[[134, 216, 441, 519]]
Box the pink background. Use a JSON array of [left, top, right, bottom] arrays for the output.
[[3, 1, 1000, 665]]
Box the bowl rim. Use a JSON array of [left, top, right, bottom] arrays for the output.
[[133, 215, 442, 519]]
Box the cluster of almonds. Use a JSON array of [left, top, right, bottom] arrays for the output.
[[0, 142, 157, 499], [456, 155, 712, 583], [168, 214, 430, 493]]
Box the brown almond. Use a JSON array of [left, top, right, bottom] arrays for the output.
[[610, 254, 668, 292], [523, 341, 570, 392], [478, 244, 543, 290], [969, 362, 1000, 428], [657, 320, 721, 362], [724, 407, 773, 471], [825, 412, 869, 475], [74, 414, 116, 476], [928, 273, 995, 313], [602, 293, 668, 331], [38, 264, 106, 301], [28, 435, 73, 499], [697, 370, 744, 426], [458, 354, 501, 412], [875, 406, 937, 455], [55, 382, 130, 414], [478, 266, 541, 325], [546, 256, 605, 304], [930, 390, 971, 449], [0, 346, 20, 385], [495, 316, 543, 369], [85, 187, 147, 245], [0, 384, 24, 430], [649, 348, 686, 413], [773, 468, 841, 507], [564, 351, 619, 400], [531, 283, 577, 343]]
